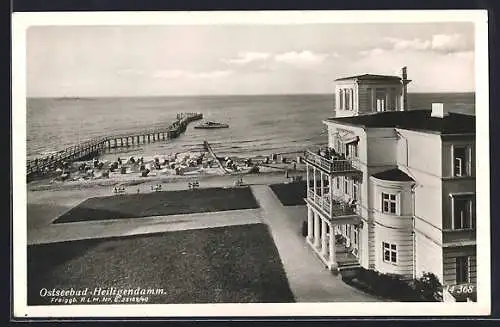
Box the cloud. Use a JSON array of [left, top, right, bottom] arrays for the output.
[[152, 69, 233, 79], [274, 50, 329, 65], [223, 50, 335, 69], [350, 48, 475, 92], [391, 38, 431, 51], [188, 70, 233, 79], [359, 48, 385, 57], [381, 33, 472, 54], [117, 68, 146, 76], [152, 69, 185, 79], [431, 34, 470, 53], [223, 52, 271, 64]]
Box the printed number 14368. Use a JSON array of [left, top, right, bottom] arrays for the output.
[[445, 284, 476, 295]]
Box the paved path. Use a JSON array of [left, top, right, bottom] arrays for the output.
[[250, 185, 379, 302], [28, 209, 264, 245], [27, 172, 299, 229]]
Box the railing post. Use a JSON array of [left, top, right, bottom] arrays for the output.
[[313, 166, 317, 200]]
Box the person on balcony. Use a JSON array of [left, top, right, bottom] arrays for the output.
[[349, 199, 357, 211]]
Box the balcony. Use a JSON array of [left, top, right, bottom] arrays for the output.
[[304, 150, 361, 177], [306, 189, 360, 223]]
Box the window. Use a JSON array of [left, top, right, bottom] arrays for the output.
[[336, 177, 340, 189], [347, 143, 358, 158], [453, 145, 472, 177], [452, 196, 475, 229], [456, 256, 470, 284], [390, 88, 397, 110], [382, 193, 397, 214], [339, 89, 344, 109], [383, 242, 397, 263], [353, 183, 358, 201], [345, 89, 351, 110], [376, 89, 386, 112], [353, 226, 358, 245], [344, 178, 349, 195]]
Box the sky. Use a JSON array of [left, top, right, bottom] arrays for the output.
[[26, 22, 475, 97]]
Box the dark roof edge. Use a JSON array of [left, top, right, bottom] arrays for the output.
[[326, 117, 474, 136], [371, 168, 416, 182], [334, 74, 402, 81]]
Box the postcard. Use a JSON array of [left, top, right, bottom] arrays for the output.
[[11, 10, 490, 318]]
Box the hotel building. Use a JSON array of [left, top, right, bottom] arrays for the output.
[[303, 67, 476, 299]]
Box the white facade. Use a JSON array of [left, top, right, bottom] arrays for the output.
[[333, 68, 411, 118], [304, 69, 476, 294]]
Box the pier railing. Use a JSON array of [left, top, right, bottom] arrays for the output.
[[26, 112, 203, 180]]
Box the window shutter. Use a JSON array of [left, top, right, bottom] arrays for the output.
[[471, 199, 476, 229], [469, 146, 475, 176], [451, 145, 455, 177], [380, 192, 383, 212], [396, 193, 401, 215]]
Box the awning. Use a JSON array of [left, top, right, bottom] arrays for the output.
[[337, 131, 359, 144], [341, 135, 359, 144]]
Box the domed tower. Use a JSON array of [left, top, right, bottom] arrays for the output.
[[334, 66, 412, 118]]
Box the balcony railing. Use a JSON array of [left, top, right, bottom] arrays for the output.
[[304, 150, 360, 174], [307, 189, 358, 219]]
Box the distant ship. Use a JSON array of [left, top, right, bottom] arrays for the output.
[[194, 121, 229, 129]]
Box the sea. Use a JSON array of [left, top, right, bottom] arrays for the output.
[[26, 93, 475, 161]]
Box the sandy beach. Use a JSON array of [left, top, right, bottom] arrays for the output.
[[27, 155, 306, 231]]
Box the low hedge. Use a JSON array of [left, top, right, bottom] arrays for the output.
[[342, 267, 423, 301]]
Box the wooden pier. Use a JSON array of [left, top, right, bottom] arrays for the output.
[[27, 113, 203, 181]]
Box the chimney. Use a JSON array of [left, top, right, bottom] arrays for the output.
[[431, 103, 450, 118], [401, 66, 409, 111]]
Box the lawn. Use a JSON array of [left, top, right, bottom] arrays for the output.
[[269, 181, 307, 206], [27, 223, 295, 304], [53, 186, 259, 224]]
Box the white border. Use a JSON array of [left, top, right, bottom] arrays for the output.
[[12, 10, 490, 318]]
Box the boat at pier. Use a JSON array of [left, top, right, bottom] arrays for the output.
[[194, 121, 229, 129]]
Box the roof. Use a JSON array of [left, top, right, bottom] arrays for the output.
[[372, 168, 415, 182], [335, 74, 402, 82], [326, 110, 475, 135]]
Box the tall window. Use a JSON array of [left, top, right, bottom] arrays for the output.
[[456, 256, 470, 284], [383, 242, 397, 264], [453, 145, 472, 177], [336, 177, 340, 189], [390, 88, 397, 110], [382, 193, 397, 214], [347, 143, 358, 158], [376, 89, 386, 112], [353, 183, 358, 201], [453, 195, 475, 229], [339, 89, 344, 109], [345, 89, 351, 110], [344, 178, 349, 195]]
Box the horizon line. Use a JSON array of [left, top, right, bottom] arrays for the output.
[[27, 91, 476, 99]]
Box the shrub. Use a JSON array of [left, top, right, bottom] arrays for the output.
[[413, 272, 443, 302], [345, 268, 420, 301]]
